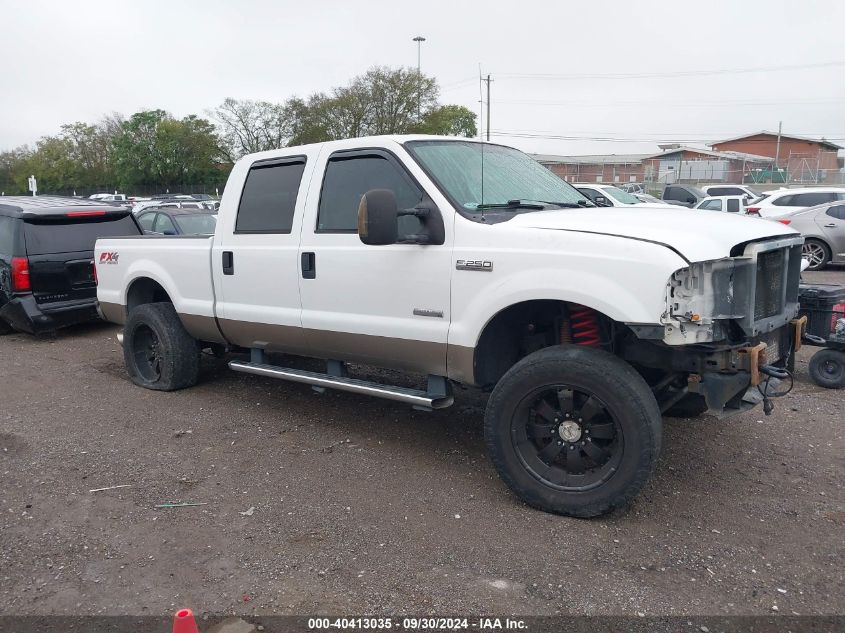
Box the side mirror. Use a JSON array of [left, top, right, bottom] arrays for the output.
[[358, 189, 398, 245], [163, 229, 177, 236], [594, 195, 609, 206]]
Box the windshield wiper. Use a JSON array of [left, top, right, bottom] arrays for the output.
[[540, 200, 593, 208], [475, 199, 594, 211], [475, 199, 547, 210]]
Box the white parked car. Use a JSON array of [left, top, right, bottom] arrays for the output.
[[695, 196, 746, 214], [575, 184, 678, 209], [700, 185, 762, 200], [89, 193, 127, 202], [745, 187, 845, 218]]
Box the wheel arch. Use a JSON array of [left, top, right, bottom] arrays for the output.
[[126, 276, 174, 313], [461, 298, 623, 388]]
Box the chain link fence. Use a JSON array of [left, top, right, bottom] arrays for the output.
[[544, 151, 844, 195]]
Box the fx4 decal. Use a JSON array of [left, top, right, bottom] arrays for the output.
[[99, 252, 120, 264]]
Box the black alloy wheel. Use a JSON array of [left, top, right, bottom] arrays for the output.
[[131, 324, 162, 382], [514, 386, 622, 492]]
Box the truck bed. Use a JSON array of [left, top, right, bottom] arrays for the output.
[[95, 235, 218, 333]]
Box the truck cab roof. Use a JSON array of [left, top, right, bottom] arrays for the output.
[[0, 196, 131, 219]]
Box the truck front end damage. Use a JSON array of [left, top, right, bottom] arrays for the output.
[[625, 236, 805, 417]]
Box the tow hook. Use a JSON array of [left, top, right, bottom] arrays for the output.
[[738, 342, 768, 386]]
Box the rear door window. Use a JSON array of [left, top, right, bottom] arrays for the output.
[[792, 192, 836, 207], [708, 187, 738, 196], [235, 158, 307, 233], [726, 199, 740, 212], [826, 204, 845, 220], [23, 214, 140, 255]]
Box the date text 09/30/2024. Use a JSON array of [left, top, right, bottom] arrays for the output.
[[308, 617, 527, 630]]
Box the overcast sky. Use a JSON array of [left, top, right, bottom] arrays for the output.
[[2, 0, 844, 157]]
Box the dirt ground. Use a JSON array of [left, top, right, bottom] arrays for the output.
[[0, 268, 843, 618]]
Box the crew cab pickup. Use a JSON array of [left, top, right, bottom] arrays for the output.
[[95, 135, 804, 518]]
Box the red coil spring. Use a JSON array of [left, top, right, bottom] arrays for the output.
[[567, 304, 602, 347]]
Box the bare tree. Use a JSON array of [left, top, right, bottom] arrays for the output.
[[210, 98, 290, 161]]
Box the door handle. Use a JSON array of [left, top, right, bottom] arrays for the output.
[[823, 223, 837, 228], [222, 251, 234, 275], [301, 252, 316, 279]]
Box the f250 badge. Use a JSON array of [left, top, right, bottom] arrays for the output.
[[99, 252, 119, 264], [456, 259, 493, 272]]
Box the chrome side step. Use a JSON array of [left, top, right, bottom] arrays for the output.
[[229, 361, 454, 410]]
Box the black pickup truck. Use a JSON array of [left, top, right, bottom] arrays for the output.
[[0, 196, 141, 334]]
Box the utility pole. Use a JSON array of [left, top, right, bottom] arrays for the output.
[[774, 120, 782, 182], [412, 36, 426, 121], [481, 74, 492, 141]]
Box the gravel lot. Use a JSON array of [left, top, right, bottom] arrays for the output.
[[1, 267, 843, 618]]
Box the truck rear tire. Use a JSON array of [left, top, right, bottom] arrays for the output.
[[123, 302, 199, 391], [808, 349, 845, 389], [484, 345, 662, 518]]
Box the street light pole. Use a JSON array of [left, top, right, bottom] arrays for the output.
[[412, 35, 426, 121]]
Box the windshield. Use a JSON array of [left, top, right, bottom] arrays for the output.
[[405, 140, 588, 210], [174, 214, 217, 235], [600, 186, 642, 205]]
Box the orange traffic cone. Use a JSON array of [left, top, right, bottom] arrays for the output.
[[173, 608, 200, 633]]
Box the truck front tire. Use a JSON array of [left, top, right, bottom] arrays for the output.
[[484, 345, 662, 518], [123, 302, 200, 391]]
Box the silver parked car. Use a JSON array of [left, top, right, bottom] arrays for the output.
[[772, 201, 845, 270]]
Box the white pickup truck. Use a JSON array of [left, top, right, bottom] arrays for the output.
[[95, 135, 805, 517]]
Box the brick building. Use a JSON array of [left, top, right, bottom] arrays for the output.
[[532, 154, 649, 183], [710, 131, 842, 183], [641, 145, 774, 185]]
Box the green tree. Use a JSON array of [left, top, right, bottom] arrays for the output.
[[60, 121, 116, 189], [112, 109, 168, 189], [155, 115, 225, 187], [112, 110, 227, 190], [412, 105, 477, 138], [0, 147, 31, 195]]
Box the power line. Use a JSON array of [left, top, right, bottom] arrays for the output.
[[439, 76, 478, 90], [490, 130, 845, 144], [493, 97, 844, 108], [496, 60, 845, 81]]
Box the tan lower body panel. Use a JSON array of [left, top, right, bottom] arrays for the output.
[[218, 318, 476, 381], [446, 344, 475, 384], [105, 306, 479, 385], [302, 328, 448, 377], [217, 318, 311, 357], [100, 302, 226, 345], [99, 301, 126, 325], [180, 313, 227, 344]]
